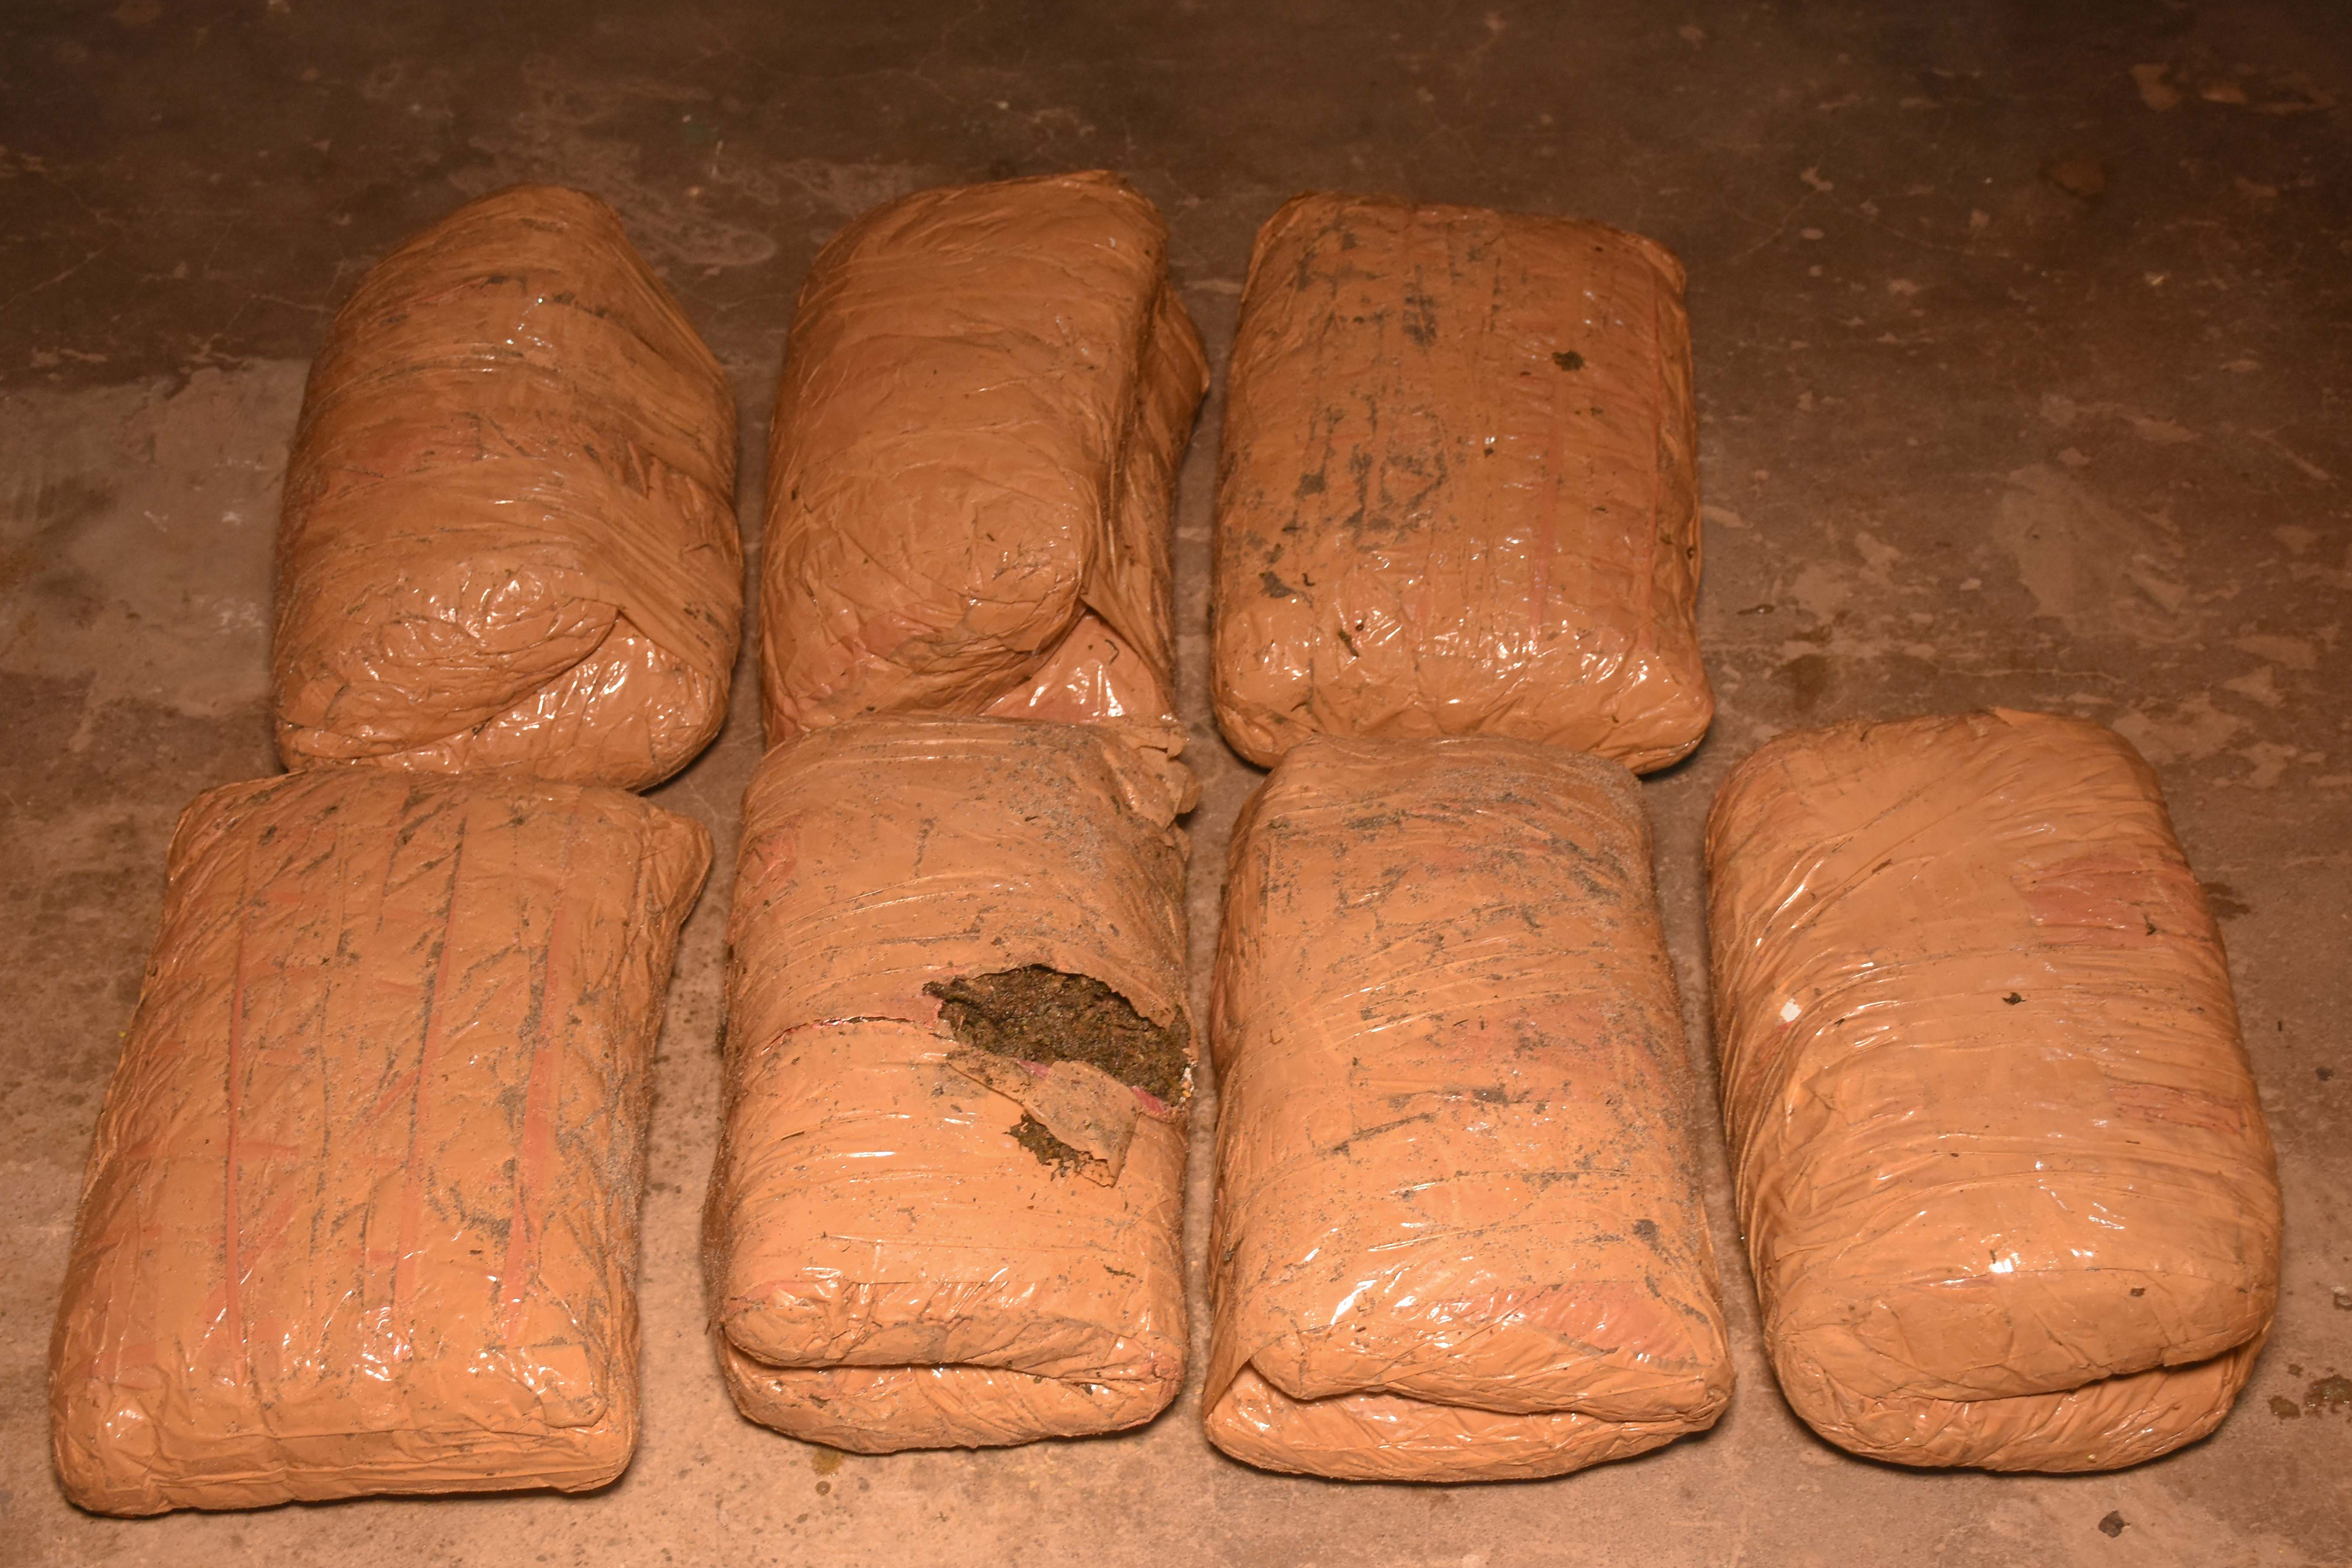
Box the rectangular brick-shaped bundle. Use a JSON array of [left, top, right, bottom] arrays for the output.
[[760, 172, 1207, 741], [274, 185, 742, 790], [51, 769, 710, 1513], [1706, 710, 2281, 1471], [706, 718, 1196, 1450], [1206, 736, 1732, 1481], [1212, 194, 1711, 772]]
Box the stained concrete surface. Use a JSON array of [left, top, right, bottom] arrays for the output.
[[4, 0, 2348, 1562]]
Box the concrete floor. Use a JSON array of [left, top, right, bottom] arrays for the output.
[[4, 1, 2348, 1562]]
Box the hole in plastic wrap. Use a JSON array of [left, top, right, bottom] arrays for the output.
[[925, 965, 1188, 1101]]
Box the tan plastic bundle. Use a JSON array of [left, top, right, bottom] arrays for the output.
[[759, 172, 1208, 741], [51, 768, 710, 1513], [1206, 735, 1734, 1481], [274, 184, 742, 790], [706, 717, 1197, 1450], [1706, 709, 2282, 1471], [1212, 192, 1712, 772]]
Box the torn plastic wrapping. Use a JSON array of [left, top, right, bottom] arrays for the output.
[[704, 717, 1197, 1452], [758, 171, 1207, 742], [1705, 709, 2282, 1471], [50, 768, 711, 1514], [1205, 736, 1733, 1481], [1212, 192, 1713, 772], [273, 184, 742, 790]]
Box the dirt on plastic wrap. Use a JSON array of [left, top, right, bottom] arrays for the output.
[[1211, 193, 1713, 772], [758, 172, 1207, 742], [273, 184, 742, 790], [1705, 709, 2282, 1472], [704, 716, 1197, 1452], [1204, 735, 1733, 1481], [50, 767, 712, 1514]]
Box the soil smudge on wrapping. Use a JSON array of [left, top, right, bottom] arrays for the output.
[[1009, 1113, 1091, 1175]]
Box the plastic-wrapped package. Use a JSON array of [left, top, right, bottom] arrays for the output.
[[1205, 735, 1733, 1481], [706, 717, 1196, 1450], [758, 172, 1207, 742], [1212, 192, 1711, 772], [51, 768, 710, 1514], [273, 184, 742, 790], [1706, 709, 2282, 1471]]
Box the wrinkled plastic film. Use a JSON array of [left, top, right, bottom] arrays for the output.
[[1212, 193, 1712, 772], [50, 769, 710, 1514], [273, 184, 742, 790], [704, 718, 1196, 1452], [1705, 709, 2282, 1471], [978, 610, 1175, 726], [758, 172, 1207, 742], [1204, 736, 1733, 1481]]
